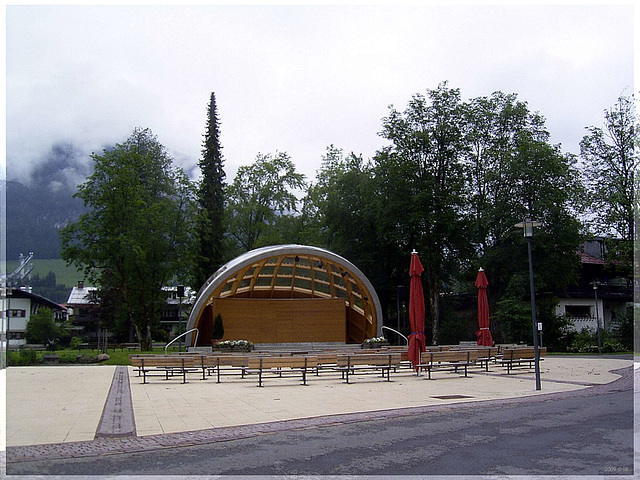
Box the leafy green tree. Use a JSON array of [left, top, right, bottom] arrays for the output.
[[301, 146, 393, 314], [193, 92, 227, 289], [25, 307, 60, 346], [30, 271, 70, 304], [462, 91, 583, 347], [375, 83, 472, 344], [60, 128, 198, 350], [304, 147, 375, 259], [226, 152, 306, 253], [580, 95, 638, 265], [464, 92, 547, 257]]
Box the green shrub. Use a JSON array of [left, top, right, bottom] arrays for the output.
[[8, 349, 39, 366], [602, 340, 627, 353], [69, 337, 83, 350]]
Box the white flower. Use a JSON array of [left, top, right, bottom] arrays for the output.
[[364, 336, 387, 344]]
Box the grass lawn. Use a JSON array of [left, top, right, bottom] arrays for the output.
[[5, 258, 84, 288], [8, 346, 184, 366]]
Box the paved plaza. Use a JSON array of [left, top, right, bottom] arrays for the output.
[[3, 355, 632, 451]]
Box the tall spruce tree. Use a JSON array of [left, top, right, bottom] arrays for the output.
[[194, 92, 226, 289]]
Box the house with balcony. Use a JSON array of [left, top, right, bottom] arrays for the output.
[[66, 281, 100, 340], [159, 285, 195, 341], [66, 282, 195, 343], [555, 239, 633, 333]]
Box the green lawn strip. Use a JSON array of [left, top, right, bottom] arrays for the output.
[[9, 346, 183, 366], [5, 258, 84, 288]]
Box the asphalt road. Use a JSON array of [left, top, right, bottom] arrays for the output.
[[7, 366, 635, 478]]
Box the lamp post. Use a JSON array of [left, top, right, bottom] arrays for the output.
[[515, 218, 542, 390]]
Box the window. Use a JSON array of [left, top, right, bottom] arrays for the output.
[[7, 309, 26, 318], [564, 305, 591, 318]]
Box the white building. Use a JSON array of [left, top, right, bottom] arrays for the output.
[[4, 287, 67, 348], [555, 240, 633, 333]]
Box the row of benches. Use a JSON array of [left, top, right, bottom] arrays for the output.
[[415, 347, 547, 378], [129, 346, 546, 387], [130, 352, 403, 387]]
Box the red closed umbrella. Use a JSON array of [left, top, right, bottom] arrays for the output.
[[408, 250, 427, 371], [475, 268, 494, 346]]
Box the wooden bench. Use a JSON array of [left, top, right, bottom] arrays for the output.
[[202, 355, 250, 382], [335, 353, 402, 384], [453, 347, 499, 372], [497, 347, 547, 374], [474, 346, 499, 371], [129, 355, 198, 384], [247, 356, 318, 387], [383, 347, 411, 367], [119, 342, 141, 351], [416, 350, 472, 379], [314, 353, 339, 374]]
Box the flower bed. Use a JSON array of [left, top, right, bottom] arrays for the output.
[[361, 337, 389, 348]]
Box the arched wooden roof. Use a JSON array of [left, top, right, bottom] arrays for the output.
[[185, 244, 382, 344]]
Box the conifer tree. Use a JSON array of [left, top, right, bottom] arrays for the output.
[[194, 92, 226, 289]]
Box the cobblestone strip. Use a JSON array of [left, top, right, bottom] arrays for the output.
[[95, 365, 136, 438], [5, 365, 633, 464]]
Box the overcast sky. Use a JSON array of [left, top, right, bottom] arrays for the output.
[[4, 3, 636, 187]]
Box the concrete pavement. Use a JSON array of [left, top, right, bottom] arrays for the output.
[[3, 355, 632, 450]]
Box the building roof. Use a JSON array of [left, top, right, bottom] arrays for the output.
[[66, 286, 98, 306], [578, 251, 607, 265], [9, 288, 67, 312]]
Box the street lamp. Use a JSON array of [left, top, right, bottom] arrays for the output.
[[515, 218, 542, 390]]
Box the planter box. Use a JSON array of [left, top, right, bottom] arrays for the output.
[[213, 346, 252, 352], [361, 342, 389, 349]]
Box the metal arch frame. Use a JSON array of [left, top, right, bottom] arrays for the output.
[[185, 244, 383, 346]]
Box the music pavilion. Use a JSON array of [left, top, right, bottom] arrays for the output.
[[185, 245, 383, 347]]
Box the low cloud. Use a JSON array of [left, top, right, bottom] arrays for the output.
[[27, 142, 93, 191]]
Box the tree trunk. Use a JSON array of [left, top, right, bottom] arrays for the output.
[[134, 322, 153, 351], [429, 285, 440, 345], [425, 264, 441, 345]]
